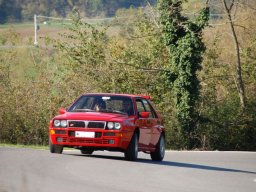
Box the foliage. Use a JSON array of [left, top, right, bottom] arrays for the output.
[[0, 0, 157, 23], [0, 30, 65, 145], [197, 1, 256, 150], [0, 1, 256, 151], [159, 0, 209, 149]]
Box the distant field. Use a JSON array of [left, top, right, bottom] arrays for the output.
[[0, 20, 121, 45], [0, 22, 34, 29], [0, 21, 69, 45]]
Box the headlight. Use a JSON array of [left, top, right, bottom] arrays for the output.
[[54, 120, 60, 127], [114, 123, 121, 130], [60, 120, 67, 127], [107, 122, 121, 130], [53, 120, 67, 127], [107, 122, 114, 129]]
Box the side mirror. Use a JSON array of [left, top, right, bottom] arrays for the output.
[[59, 107, 66, 115], [139, 111, 149, 118]]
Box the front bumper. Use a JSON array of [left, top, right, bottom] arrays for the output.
[[49, 128, 131, 150]]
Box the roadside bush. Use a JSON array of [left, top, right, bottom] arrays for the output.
[[0, 4, 256, 151]]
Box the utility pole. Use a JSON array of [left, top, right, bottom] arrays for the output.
[[34, 14, 38, 45]]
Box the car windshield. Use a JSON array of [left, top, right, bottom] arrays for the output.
[[68, 95, 135, 116]]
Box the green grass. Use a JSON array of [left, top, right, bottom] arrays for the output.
[[0, 22, 34, 29], [0, 143, 77, 150], [0, 143, 48, 150], [0, 18, 113, 30], [0, 21, 70, 30]]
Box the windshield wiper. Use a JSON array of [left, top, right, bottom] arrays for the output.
[[98, 109, 127, 115], [112, 110, 128, 115], [72, 108, 94, 112], [72, 108, 128, 115]]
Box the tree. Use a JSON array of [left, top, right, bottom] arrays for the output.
[[222, 0, 246, 109], [159, 0, 209, 149], [0, 0, 22, 23]]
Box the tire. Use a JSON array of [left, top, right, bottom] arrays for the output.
[[150, 134, 165, 161], [49, 139, 63, 154], [124, 132, 138, 161], [80, 149, 94, 155]]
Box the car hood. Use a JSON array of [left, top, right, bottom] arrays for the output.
[[54, 112, 130, 121]]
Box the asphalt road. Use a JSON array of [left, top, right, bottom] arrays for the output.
[[0, 147, 255, 192]]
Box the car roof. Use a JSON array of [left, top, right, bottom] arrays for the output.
[[83, 93, 151, 100]]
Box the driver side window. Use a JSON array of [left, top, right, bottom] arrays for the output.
[[136, 100, 145, 114], [136, 99, 154, 118], [142, 99, 155, 118]]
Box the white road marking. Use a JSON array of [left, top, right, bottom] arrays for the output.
[[254, 178, 256, 183]]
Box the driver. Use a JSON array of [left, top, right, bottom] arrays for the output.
[[94, 99, 106, 112]]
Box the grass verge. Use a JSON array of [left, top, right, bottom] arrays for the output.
[[0, 143, 48, 150]]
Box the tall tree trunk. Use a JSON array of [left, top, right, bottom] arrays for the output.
[[223, 0, 246, 109]]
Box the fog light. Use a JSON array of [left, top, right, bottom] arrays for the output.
[[56, 137, 63, 142], [109, 139, 115, 144]]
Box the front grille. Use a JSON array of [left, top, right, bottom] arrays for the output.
[[69, 131, 75, 137], [68, 138, 109, 144], [69, 121, 85, 128], [68, 120, 106, 129], [56, 135, 112, 145], [87, 122, 105, 128], [95, 132, 102, 138]]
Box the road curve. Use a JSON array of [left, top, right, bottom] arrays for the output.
[[0, 147, 255, 192]]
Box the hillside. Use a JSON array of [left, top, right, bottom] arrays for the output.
[[0, 0, 157, 23]]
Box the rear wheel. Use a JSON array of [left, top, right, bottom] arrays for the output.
[[124, 132, 138, 161], [49, 139, 63, 154], [150, 134, 165, 161]]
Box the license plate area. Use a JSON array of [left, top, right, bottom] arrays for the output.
[[75, 131, 95, 138]]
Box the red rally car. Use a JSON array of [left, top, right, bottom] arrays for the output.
[[49, 93, 165, 161]]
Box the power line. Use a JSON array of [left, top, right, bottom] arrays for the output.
[[36, 15, 72, 21]]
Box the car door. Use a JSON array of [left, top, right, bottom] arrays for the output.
[[135, 99, 151, 149], [142, 99, 162, 148]]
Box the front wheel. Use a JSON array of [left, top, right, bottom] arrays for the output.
[[150, 134, 165, 161], [124, 132, 138, 161], [49, 139, 63, 154]]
